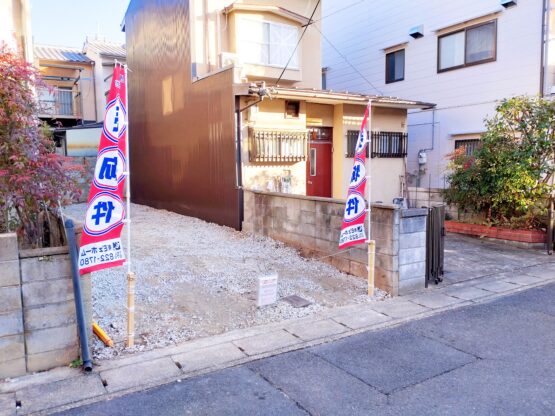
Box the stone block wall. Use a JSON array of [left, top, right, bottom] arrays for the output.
[[243, 190, 367, 278], [0, 232, 92, 379], [243, 191, 428, 295], [372, 206, 428, 296], [0, 234, 26, 378]]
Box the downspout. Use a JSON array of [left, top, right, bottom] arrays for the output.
[[540, 0, 549, 96], [65, 219, 93, 372], [91, 61, 99, 122], [417, 108, 436, 187], [235, 96, 244, 230]]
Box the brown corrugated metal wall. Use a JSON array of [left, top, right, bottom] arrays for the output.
[[125, 0, 241, 229]]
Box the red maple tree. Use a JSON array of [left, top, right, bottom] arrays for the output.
[[0, 43, 81, 247]]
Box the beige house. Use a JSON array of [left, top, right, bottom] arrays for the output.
[[123, 0, 433, 230], [193, 0, 433, 203], [34, 45, 97, 127], [83, 38, 126, 122], [0, 0, 33, 61]]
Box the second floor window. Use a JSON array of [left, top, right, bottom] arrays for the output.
[[385, 49, 405, 83], [238, 19, 299, 68], [438, 20, 496, 72]]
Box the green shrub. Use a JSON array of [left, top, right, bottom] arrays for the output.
[[443, 96, 555, 229]]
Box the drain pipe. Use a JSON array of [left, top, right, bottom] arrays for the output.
[[65, 219, 93, 372], [416, 108, 436, 187]]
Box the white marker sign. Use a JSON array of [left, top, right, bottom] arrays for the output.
[[257, 273, 278, 307]]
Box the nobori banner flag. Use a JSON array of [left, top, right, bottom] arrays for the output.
[[78, 64, 128, 274], [338, 104, 370, 249]]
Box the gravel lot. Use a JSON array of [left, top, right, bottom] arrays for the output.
[[64, 203, 386, 360]]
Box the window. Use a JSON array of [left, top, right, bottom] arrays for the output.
[[371, 132, 408, 158], [285, 100, 300, 118], [237, 19, 299, 68], [385, 49, 405, 83], [346, 130, 369, 158], [438, 20, 496, 72], [455, 139, 480, 155], [346, 131, 407, 158], [309, 149, 316, 176], [248, 128, 307, 162]]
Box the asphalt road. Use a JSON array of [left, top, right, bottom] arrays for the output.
[[56, 282, 555, 415]]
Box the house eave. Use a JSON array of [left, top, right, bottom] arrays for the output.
[[223, 3, 311, 25], [237, 86, 435, 110]]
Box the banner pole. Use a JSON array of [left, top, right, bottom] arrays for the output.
[[367, 100, 375, 297], [123, 62, 135, 348]]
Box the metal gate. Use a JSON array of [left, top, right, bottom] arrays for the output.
[[426, 205, 445, 287]]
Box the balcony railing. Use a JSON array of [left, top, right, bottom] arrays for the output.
[[38, 87, 82, 118]]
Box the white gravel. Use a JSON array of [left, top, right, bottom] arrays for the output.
[[63, 203, 387, 360]]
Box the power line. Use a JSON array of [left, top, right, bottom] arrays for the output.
[[275, 0, 321, 86], [305, 0, 366, 26], [313, 24, 383, 95]]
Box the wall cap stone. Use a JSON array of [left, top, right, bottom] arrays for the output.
[[19, 246, 69, 259], [248, 190, 345, 205], [401, 208, 429, 218]]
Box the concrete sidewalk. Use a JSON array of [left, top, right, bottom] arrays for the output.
[[55, 280, 555, 415], [1, 258, 555, 415]]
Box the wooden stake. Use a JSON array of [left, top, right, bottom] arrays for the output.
[[368, 240, 376, 296], [126, 271, 136, 348]]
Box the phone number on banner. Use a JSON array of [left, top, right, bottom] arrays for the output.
[[78, 238, 125, 269]]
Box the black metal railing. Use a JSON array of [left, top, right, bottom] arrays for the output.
[[346, 130, 407, 158], [248, 128, 307, 163], [371, 131, 408, 158], [426, 205, 445, 287]]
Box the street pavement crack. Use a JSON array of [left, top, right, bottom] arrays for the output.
[[247, 367, 312, 415]]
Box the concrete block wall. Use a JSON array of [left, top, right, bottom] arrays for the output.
[[19, 247, 79, 373], [243, 191, 428, 295], [372, 206, 428, 296], [0, 234, 26, 379], [243, 190, 367, 278], [0, 230, 92, 379]]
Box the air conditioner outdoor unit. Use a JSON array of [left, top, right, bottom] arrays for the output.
[[219, 52, 242, 68]]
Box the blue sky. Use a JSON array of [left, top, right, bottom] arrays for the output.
[[30, 0, 129, 48]]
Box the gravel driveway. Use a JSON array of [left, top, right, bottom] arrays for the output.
[[64, 203, 384, 359]]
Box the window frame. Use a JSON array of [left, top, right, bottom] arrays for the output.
[[385, 48, 405, 84], [237, 17, 300, 69], [309, 148, 317, 176], [437, 19, 497, 73], [285, 100, 300, 119], [454, 138, 480, 156]]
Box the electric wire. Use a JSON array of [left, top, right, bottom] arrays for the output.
[[304, 0, 367, 26], [275, 0, 321, 86], [312, 24, 383, 95]]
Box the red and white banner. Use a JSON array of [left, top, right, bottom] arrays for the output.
[[338, 103, 370, 249], [78, 64, 128, 274]]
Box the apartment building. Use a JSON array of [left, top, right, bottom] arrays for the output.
[[322, 0, 552, 189], [123, 0, 431, 229]]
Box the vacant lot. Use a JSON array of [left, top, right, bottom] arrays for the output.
[[64, 203, 385, 359]]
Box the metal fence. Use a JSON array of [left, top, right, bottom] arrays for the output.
[[248, 128, 307, 163], [426, 205, 445, 287], [346, 131, 408, 158]]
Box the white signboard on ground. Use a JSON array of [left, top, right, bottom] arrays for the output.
[[257, 273, 278, 307]]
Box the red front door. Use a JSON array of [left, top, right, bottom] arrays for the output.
[[306, 127, 332, 198]]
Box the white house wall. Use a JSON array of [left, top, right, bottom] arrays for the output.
[[322, 0, 545, 188]]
